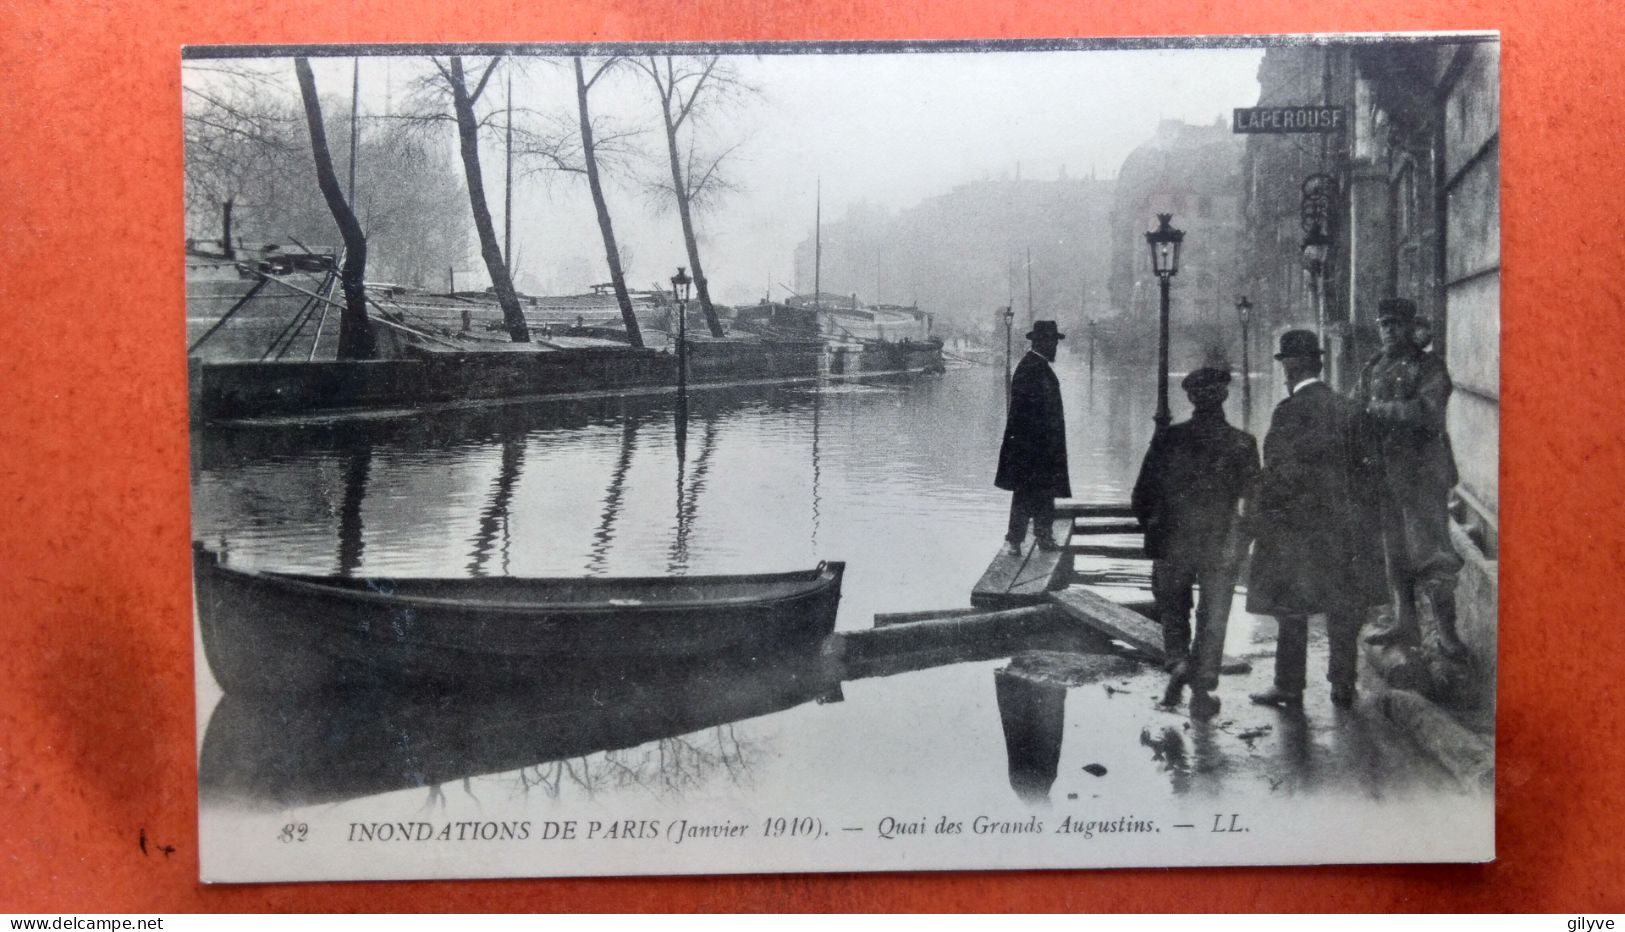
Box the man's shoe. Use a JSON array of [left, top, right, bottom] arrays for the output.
[[1248, 687, 1304, 710], [1004, 539, 1023, 556], [1159, 662, 1189, 708], [1034, 536, 1063, 553], [1331, 685, 1357, 709], [1189, 691, 1221, 721]]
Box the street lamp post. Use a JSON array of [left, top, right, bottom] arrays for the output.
[[1301, 223, 1331, 340], [671, 267, 692, 397], [1144, 213, 1185, 433], [1087, 317, 1098, 378], [1003, 305, 1015, 402], [1235, 295, 1253, 431]]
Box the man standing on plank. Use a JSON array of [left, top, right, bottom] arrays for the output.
[[995, 320, 1072, 556]]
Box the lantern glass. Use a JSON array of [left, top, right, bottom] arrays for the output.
[[671, 267, 692, 302], [1236, 297, 1251, 324], [1144, 213, 1185, 277], [1300, 227, 1331, 274]]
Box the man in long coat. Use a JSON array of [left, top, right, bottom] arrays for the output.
[[1132, 366, 1260, 719], [1248, 330, 1386, 710], [995, 320, 1071, 554], [1358, 298, 1468, 658]]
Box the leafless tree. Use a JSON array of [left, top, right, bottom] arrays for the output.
[[293, 57, 376, 360], [414, 55, 530, 342], [573, 56, 644, 347], [632, 55, 754, 337], [182, 65, 299, 258]]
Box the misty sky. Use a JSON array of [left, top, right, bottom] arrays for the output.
[[187, 46, 1264, 304]]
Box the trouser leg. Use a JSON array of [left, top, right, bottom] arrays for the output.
[[1151, 559, 1196, 667], [1372, 497, 1423, 644], [1190, 550, 1240, 693], [1273, 615, 1309, 693], [1030, 494, 1057, 542], [1007, 491, 1032, 543], [1326, 610, 1363, 691]]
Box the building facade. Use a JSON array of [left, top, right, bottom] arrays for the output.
[[1240, 37, 1500, 669]]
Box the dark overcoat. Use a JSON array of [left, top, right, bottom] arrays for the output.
[[1356, 347, 1464, 579], [1246, 381, 1386, 616], [1131, 410, 1260, 562], [995, 351, 1071, 498]]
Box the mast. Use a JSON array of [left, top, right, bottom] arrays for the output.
[[813, 178, 822, 312], [1026, 246, 1034, 326], [347, 58, 359, 201]]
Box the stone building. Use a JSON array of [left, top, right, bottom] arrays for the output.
[[1107, 118, 1246, 369], [1239, 37, 1500, 677], [793, 171, 1114, 335]]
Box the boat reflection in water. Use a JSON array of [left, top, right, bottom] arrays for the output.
[[199, 649, 847, 809]]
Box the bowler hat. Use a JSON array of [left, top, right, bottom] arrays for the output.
[[1377, 298, 1418, 322], [1182, 367, 1231, 391], [1026, 320, 1065, 341], [1274, 329, 1323, 360]]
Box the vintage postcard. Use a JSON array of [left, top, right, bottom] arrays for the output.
[[186, 33, 1499, 882]]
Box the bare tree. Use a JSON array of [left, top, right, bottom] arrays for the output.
[[293, 57, 376, 360], [182, 66, 299, 258], [425, 55, 530, 342], [574, 56, 643, 347], [633, 55, 751, 338]]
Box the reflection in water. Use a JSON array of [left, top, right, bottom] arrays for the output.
[[994, 669, 1066, 804], [587, 413, 641, 576], [335, 439, 370, 576], [469, 437, 526, 577], [200, 650, 843, 809]]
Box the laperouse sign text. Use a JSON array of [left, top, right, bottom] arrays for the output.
[[1232, 106, 1348, 134]]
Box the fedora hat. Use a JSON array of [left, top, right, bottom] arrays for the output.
[[1026, 320, 1065, 341], [1274, 329, 1323, 360]]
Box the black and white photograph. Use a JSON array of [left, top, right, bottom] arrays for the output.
[[184, 33, 1499, 881]]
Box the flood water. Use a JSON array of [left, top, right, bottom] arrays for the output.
[[192, 352, 1456, 827]]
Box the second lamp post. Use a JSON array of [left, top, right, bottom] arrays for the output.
[[671, 266, 692, 397], [1144, 213, 1185, 432]]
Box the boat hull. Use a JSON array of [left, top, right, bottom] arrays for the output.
[[194, 546, 845, 699], [191, 337, 827, 423]]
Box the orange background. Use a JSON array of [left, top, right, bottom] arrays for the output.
[[2, 0, 1622, 913]]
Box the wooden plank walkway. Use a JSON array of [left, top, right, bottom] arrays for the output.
[[970, 518, 1075, 609]]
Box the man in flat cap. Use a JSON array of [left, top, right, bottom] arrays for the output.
[[1358, 298, 1468, 659], [1133, 364, 1260, 719], [1248, 331, 1386, 710], [996, 320, 1071, 554]]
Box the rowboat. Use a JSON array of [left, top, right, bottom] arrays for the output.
[[193, 543, 845, 698]]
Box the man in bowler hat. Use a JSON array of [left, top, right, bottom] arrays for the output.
[[995, 320, 1071, 554], [1132, 365, 1260, 719], [1248, 331, 1386, 710], [1358, 298, 1468, 659]]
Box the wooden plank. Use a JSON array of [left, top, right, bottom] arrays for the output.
[[873, 607, 983, 627], [971, 518, 1075, 609], [1054, 501, 1136, 519], [839, 605, 1065, 661], [1048, 587, 1167, 659], [1070, 521, 1142, 536], [1069, 544, 1146, 559]]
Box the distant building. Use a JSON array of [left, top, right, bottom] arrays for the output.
[[792, 171, 1114, 336], [1108, 118, 1245, 369]]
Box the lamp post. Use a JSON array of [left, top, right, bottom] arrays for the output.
[[1144, 213, 1184, 433], [1301, 223, 1331, 340], [1002, 304, 1015, 402], [671, 267, 692, 397], [1087, 317, 1098, 379], [1235, 295, 1253, 431]]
